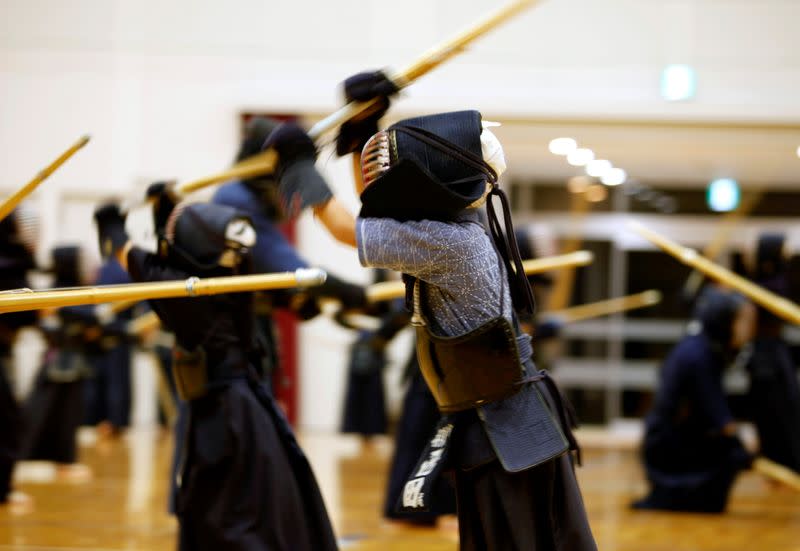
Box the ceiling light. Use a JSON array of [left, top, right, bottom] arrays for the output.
[[706, 178, 740, 212], [661, 64, 696, 102], [601, 167, 627, 186], [567, 148, 594, 166], [549, 138, 577, 156], [586, 159, 612, 178]]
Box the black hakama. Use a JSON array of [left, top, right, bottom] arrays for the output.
[[451, 375, 596, 550], [340, 332, 387, 436], [85, 342, 132, 429], [746, 336, 800, 471], [0, 354, 20, 501], [176, 377, 337, 551], [21, 351, 88, 464]]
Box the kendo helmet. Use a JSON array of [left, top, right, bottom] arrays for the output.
[[164, 202, 255, 271], [359, 110, 498, 222], [359, 110, 536, 315], [754, 233, 786, 281], [688, 286, 749, 351]]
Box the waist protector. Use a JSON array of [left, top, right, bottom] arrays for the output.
[[415, 316, 523, 413]]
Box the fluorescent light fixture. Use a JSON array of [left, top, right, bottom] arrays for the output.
[[567, 148, 594, 166], [586, 159, 612, 178], [706, 178, 740, 212], [661, 64, 696, 101], [601, 167, 627, 186], [549, 137, 577, 156], [796, 145, 800, 158]]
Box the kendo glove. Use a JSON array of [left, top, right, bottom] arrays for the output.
[[146, 180, 178, 235], [336, 71, 398, 157], [263, 122, 333, 218], [93, 203, 129, 259]]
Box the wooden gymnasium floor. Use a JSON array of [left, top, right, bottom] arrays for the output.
[[1, 428, 799, 551]]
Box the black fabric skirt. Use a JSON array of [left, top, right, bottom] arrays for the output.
[[84, 344, 132, 429], [21, 367, 85, 465], [340, 355, 387, 436], [0, 358, 20, 501], [340, 369, 387, 436], [383, 368, 456, 522], [452, 377, 597, 551], [747, 337, 800, 471], [176, 377, 337, 551], [634, 430, 751, 513]]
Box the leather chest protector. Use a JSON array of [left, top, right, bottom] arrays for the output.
[[412, 281, 524, 413]]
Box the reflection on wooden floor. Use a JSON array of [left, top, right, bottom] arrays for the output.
[[1, 428, 799, 550]]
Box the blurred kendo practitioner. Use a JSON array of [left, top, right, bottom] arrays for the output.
[[211, 116, 369, 388], [634, 286, 756, 513], [744, 233, 800, 472], [94, 201, 337, 551], [83, 256, 135, 437], [21, 246, 103, 477], [338, 274, 403, 440], [0, 208, 38, 504], [263, 67, 597, 549]]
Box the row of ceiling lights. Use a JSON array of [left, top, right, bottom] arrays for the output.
[[548, 137, 679, 213], [548, 138, 628, 186]]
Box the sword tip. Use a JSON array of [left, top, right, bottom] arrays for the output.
[[295, 268, 327, 287], [574, 250, 594, 264], [643, 290, 662, 305]]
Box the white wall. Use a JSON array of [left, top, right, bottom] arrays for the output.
[[2, 0, 799, 430]]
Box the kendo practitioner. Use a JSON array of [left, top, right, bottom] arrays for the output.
[[263, 91, 597, 548], [633, 286, 756, 513], [21, 246, 98, 477], [338, 269, 409, 439], [83, 256, 134, 437], [745, 233, 800, 471], [93, 201, 338, 551], [211, 117, 369, 389], [381, 229, 559, 528], [0, 209, 38, 504]]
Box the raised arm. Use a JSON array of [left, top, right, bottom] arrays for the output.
[[313, 199, 357, 248]]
